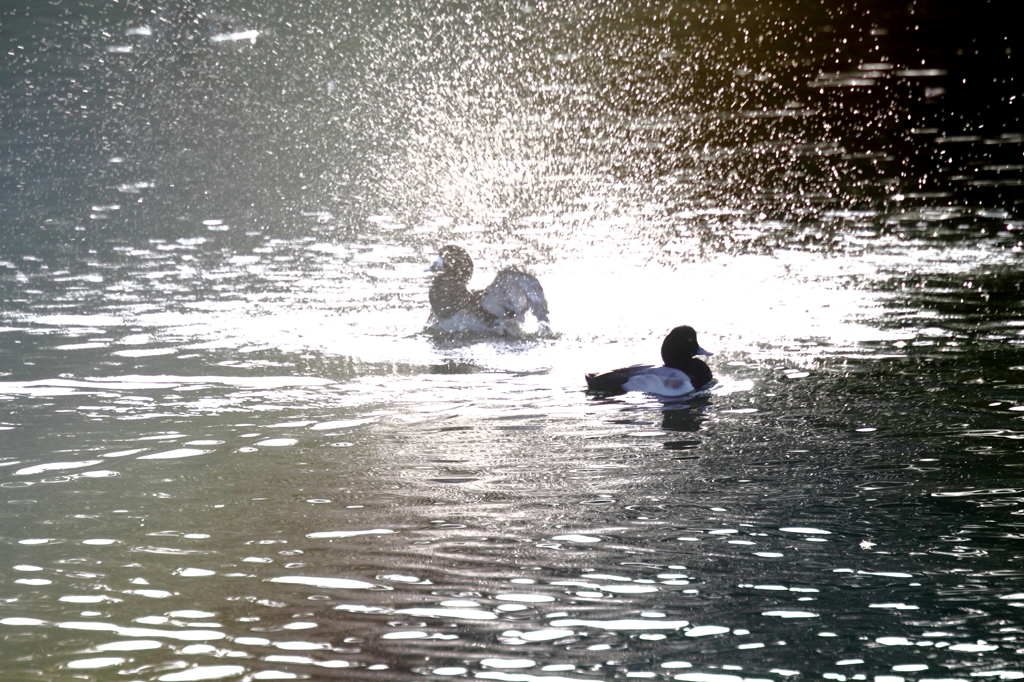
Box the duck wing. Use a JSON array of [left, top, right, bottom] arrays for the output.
[[585, 364, 655, 394], [480, 268, 550, 325], [621, 366, 699, 396]]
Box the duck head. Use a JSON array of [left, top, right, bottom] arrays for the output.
[[661, 325, 712, 369], [430, 245, 474, 285]]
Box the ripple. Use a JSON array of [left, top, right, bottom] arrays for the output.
[[230, 633, 270, 645], [395, 607, 497, 620], [779, 527, 831, 535], [60, 595, 120, 603], [1, 617, 45, 626], [481, 659, 536, 669], [503, 629, 574, 642], [175, 568, 215, 577], [113, 348, 179, 358], [600, 584, 659, 594], [877, 636, 914, 646], [95, 640, 163, 651], [305, 529, 395, 539], [138, 449, 209, 460], [274, 641, 330, 650], [15, 460, 102, 476], [686, 625, 731, 637], [57, 621, 224, 641], [67, 657, 125, 669], [550, 619, 689, 631], [169, 610, 216, 619], [381, 631, 428, 640], [550, 534, 601, 543], [158, 666, 246, 681], [268, 576, 376, 590], [309, 417, 377, 431], [949, 641, 998, 652], [673, 674, 747, 682], [128, 589, 174, 598], [495, 593, 556, 603]]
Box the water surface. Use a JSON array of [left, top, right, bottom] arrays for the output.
[[2, 1, 1023, 681]]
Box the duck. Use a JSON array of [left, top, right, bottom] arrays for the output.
[[585, 325, 713, 396], [427, 245, 550, 335]]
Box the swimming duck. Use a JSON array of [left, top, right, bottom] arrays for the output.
[[585, 326, 713, 396], [428, 245, 550, 335]]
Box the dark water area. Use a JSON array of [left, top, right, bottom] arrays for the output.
[[2, 1, 1024, 682]]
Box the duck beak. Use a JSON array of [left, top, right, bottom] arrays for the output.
[[427, 255, 444, 272], [697, 346, 713, 356]]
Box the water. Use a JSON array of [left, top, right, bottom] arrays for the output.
[[2, 1, 1024, 680]]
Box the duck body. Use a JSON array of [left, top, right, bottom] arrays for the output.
[[428, 245, 549, 336], [585, 326, 713, 396], [585, 362, 712, 396]]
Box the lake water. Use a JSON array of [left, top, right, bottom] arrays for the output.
[[2, 1, 1023, 681]]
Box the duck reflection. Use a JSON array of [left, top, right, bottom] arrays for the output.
[[661, 400, 709, 434], [427, 359, 485, 375]]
